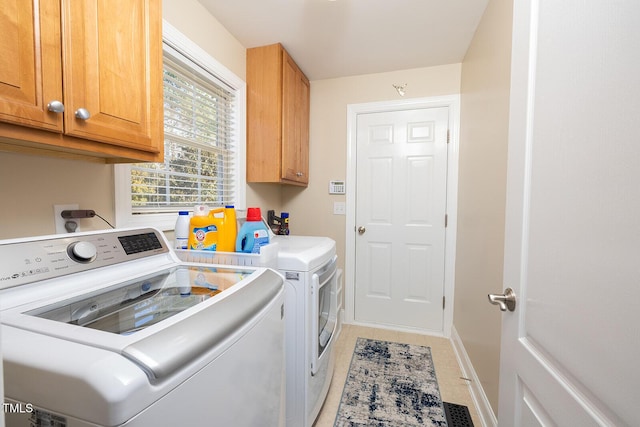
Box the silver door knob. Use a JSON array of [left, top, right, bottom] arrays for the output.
[[357, 226, 366, 235], [488, 288, 516, 312], [75, 108, 91, 120], [47, 100, 65, 113]]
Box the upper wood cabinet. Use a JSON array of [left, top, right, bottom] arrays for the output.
[[0, 0, 163, 163], [0, 0, 63, 132], [247, 43, 310, 186]]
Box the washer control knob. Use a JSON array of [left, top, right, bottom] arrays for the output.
[[68, 241, 97, 263]]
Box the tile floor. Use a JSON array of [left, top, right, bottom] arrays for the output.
[[313, 324, 482, 427]]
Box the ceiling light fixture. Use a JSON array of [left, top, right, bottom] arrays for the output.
[[392, 83, 407, 97]]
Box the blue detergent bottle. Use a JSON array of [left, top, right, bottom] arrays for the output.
[[236, 207, 270, 253]]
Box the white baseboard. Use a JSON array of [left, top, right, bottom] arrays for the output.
[[450, 326, 498, 427]]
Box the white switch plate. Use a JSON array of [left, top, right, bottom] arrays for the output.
[[53, 204, 80, 234], [333, 202, 346, 215]]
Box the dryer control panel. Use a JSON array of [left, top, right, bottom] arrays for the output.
[[0, 228, 169, 290]]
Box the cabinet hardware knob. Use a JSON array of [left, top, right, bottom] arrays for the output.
[[75, 108, 91, 120], [296, 172, 304, 177], [47, 100, 65, 114]]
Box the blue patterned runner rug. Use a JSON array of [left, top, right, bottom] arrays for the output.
[[334, 338, 448, 426]]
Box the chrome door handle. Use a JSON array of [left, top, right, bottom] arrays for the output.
[[47, 100, 65, 113], [75, 108, 91, 120], [488, 288, 516, 312], [357, 226, 366, 235]]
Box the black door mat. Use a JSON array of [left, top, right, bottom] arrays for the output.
[[443, 402, 474, 427]]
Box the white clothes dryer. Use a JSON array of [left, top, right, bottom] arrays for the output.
[[271, 235, 338, 427]]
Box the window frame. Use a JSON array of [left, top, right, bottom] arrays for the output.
[[115, 20, 246, 231]]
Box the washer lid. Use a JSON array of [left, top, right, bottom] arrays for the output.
[[271, 235, 336, 271], [1, 266, 281, 381], [29, 266, 248, 336]]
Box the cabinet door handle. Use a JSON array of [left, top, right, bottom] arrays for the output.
[[75, 108, 91, 120], [47, 100, 65, 114], [296, 172, 304, 177]]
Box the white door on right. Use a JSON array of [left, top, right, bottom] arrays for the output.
[[497, 0, 640, 425]]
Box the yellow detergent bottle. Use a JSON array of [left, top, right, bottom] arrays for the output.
[[216, 205, 237, 252], [187, 205, 219, 251]]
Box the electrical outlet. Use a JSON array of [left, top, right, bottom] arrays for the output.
[[333, 202, 346, 215], [53, 204, 80, 234]]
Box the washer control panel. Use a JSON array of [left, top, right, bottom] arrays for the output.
[[0, 228, 169, 290]]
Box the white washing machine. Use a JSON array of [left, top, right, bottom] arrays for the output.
[[271, 235, 338, 427], [0, 228, 285, 427]]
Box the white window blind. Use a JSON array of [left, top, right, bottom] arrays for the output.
[[129, 49, 237, 214]]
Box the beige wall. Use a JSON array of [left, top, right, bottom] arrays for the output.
[[0, 153, 115, 238], [0, 0, 279, 239], [456, 0, 513, 414], [283, 64, 462, 271], [163, 0, 245, 80]]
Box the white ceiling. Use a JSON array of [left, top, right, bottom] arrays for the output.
[[197, 0, 490, 81]]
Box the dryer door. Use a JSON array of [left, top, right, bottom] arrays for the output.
[[311, 255, 338, 375]]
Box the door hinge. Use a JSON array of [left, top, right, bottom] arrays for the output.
[[447, 129, 450, 144], [445, 214, 448, 228], [443, 296, 446, 310]]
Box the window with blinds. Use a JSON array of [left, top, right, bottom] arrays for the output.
[[129, 50, 237, 214]]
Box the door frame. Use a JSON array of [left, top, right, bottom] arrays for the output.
[[344, 95, 460, 337]]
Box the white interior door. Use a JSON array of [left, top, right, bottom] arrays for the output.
[[497, 0, 640, 425], [354, 107, 449, 332]]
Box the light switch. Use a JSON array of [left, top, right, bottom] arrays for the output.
[[333, 202, 346, 215]]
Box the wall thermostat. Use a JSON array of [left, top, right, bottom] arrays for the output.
[[329, 180, 346, 194]]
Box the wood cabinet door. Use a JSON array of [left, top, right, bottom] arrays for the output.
[[0, 0, 63, 132], [61, 0, 162, 154], [246, 43, 283, 183], [282, 52, 309, 185]]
